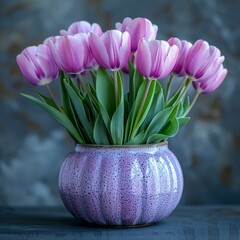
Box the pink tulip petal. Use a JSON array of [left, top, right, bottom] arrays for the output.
[[197, 56, 225, 83], [16, 54, 39, 85], [150, 24, 158, 40], [185, 40, 210, 76], [135, 40, 151, 78], [92, 23, 103, 36], [90, 33, 110, 69], [60, 21, 102, 36], [168, 38, 192, 76], [49, 39, 64, 71], [129, 18, 148, 52], [59, 30, 68, 36], [119, 31, 131, 68], [102, 30, 121, 69], [148, 40, 162, 78], [160, 44, 179, 78], [116, 17, 132, 31], [202, 68, 227, 93], [115, 22, 122, 31], [196, 46, 221, 77]]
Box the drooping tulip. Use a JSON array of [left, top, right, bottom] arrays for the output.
[[135, 39, 179, 79], [185, 40, 223, 78], [168, 37, 192, 76], [89, 30, 131, 70], [116, 17, 158, 52], [16, 44, 58, 86], [184, 40, 227, 93], [60, 21, 102, 36], [49, 33, 93, 74], [192, 64, 227, 94]]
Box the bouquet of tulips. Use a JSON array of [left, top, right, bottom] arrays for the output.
[[16, 17, 227, 145]]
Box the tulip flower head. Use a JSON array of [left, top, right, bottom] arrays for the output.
[[168, 37, 192, 76], [116, 17, 158, 52], [49, 33, 93, 74], [192, 65, 227, 94], [135, 39, 179, 79], [89, 30, 131, 70], [60, 21, 102, 36], [185, 40, 227, 93], [185, 40, 222, 78], [16, 44, 58, 86]]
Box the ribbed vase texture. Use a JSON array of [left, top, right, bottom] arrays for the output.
[[59, 144, 183, 226]]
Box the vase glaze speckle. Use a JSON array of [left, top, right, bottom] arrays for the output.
[[59, 143, 183, 227]]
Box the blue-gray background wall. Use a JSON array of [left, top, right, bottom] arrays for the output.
[[0, 0, 239, 206]]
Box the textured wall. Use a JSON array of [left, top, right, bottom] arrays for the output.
[[0, 0, 239, 206]]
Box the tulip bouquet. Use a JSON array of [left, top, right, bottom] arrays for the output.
[[16, 17, 227, 145]]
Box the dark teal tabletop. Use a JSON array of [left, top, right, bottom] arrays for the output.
[[0, 206, 239, 240]]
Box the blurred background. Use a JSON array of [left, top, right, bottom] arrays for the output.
[[0, 0, 239, 206]]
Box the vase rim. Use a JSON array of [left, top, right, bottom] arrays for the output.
[[75, 141, 168, 149]]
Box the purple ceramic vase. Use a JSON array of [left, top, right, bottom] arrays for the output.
[[59, 143, 183, 227]]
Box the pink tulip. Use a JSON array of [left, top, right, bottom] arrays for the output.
[[185, 40, 223, 78], [89, 30, 131, 70], [60, 21, 102, 36], [16, 44, 58, 86], [168, 37, 192, 76], [49, 33, 93, 74], [193, 64, 227, 94], [135, 39, 179, 79], [184, 39, 227, 93], [116, 17, 158, 52]]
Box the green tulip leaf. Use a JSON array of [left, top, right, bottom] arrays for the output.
[[110, 71, 124, 145], [93, 114, 110, 145], [21, 94, 83, 143], [147, 117, 179, 144], [178, 117, 190, 128], [145, 106, 174, 139], [96, 67, 115, 118], [37, 92, 59, 110], [125, 130, 147, 145], [126, 79, 156, 141], [139, 83, 164, 132], [129, 63, 144, 108], [64, 82, 94, 142]]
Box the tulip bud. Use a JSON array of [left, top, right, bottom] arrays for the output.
[[89, 30, 131, 70], [135, 39, 179, 79], [168, 37, 192, 76], [116, 17, 158, 52], [185, 40, 227, 93], [16, 44, 58, 86], [60, 21, 102, 36], [193, 64, 227, 94], [49, 33, 93, 74]]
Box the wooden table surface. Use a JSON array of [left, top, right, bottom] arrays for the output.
[[0, 206, 239, 240]]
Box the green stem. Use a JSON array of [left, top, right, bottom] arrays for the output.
[[175, 78, 193, 106], [78, 74, 87, 94], [165, 74, 174, 102], [46, 85, 63, 113], [128, 59, 135, 109], [175, 76, 188, 96], [130, 79, 152, 138], [78, 74, 99, 110], [114, 71, 118, 107], [76, 77, 81, 92], [184, 90, 201, 116]]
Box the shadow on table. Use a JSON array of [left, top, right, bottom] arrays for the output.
[[1, 207, 166, 230]]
